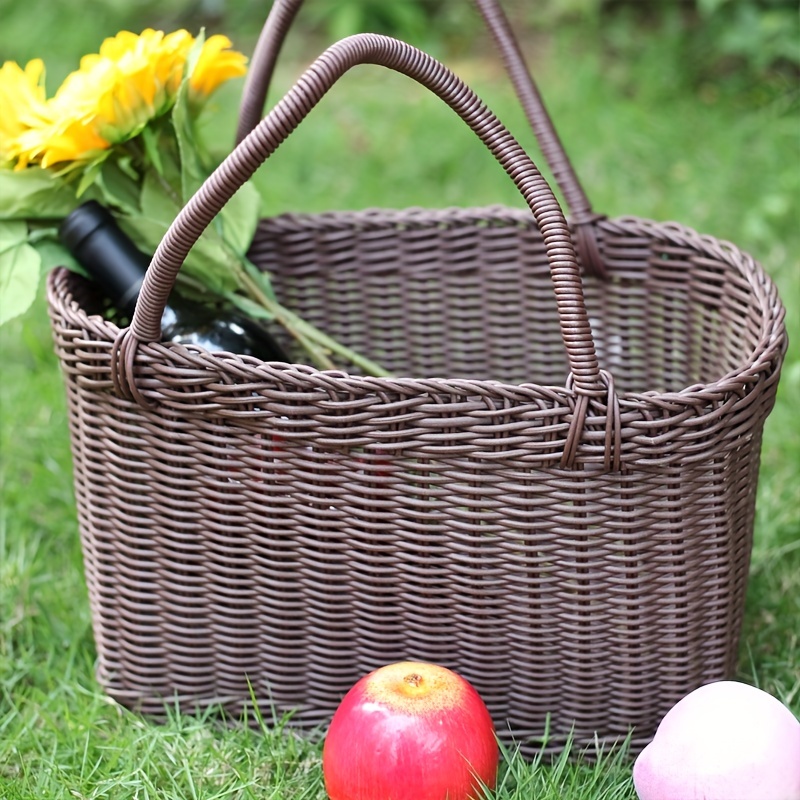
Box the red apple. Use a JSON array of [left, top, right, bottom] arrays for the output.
[[322, 661, 499, 800]]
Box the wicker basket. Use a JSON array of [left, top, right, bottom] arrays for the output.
[[47, 0, 786, 757]]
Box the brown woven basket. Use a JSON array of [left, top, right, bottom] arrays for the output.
[[47, 0, 786, 757]]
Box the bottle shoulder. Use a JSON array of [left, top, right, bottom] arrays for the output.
[[161, 300, 288, 361]]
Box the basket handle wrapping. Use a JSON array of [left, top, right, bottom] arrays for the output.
[[234, 0, 607, 276], [120, 34, 606, 407]]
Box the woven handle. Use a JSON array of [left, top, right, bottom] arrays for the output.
[[124, 34, 604, 396], [234, 0, 606, 276]]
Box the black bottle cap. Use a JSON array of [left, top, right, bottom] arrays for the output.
[[60, 201, 150, 317], [60, 202, 290, 362]]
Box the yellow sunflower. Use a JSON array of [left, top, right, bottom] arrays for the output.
[[189, 35, 248, 102], [0, 59, 49, 165], [6, 29, 247, 170]]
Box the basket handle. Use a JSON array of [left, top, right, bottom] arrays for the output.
[[234, 0, 607, 277], [121, 34, 605, 400]]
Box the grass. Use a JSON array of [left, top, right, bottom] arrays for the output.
[[2, 7, 799, 798]]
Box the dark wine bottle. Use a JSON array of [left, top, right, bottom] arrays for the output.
[[59, 201, 289, 361]]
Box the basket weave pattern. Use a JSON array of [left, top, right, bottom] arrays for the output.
[[49, 201, 784, 752]]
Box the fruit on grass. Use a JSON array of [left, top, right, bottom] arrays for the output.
[[322, 661, 498, 800], [633, 680, 800, 800]]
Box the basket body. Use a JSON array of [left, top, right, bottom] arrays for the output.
[[48, 208, 785, 754]]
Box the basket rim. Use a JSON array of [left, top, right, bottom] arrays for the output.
[[49, 208, 786, 411]]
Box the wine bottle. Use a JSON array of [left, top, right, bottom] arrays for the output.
[[59, 200, 289, 361]]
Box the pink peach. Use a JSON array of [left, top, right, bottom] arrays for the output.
[[634, 681, 800, 800]]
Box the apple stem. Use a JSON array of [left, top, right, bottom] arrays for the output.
[[404, 673, 423, 688]]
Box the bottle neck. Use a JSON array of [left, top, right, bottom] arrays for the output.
[[60, 201, 152, 319], [60, 202, 290, 362], [116, 277, 146, 319]]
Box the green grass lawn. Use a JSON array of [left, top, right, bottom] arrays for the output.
[[2, 9, 799, 799]]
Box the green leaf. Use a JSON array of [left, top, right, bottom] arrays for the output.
[[0, 220, 27, 251], [75, 157, 107, 198], [33, 235, 82, 275], [0, 169, 78, 221], [218, 180, 262, 258], [96, 157, 144, 216], [136, 170, 261, 301], [140, 170, 182, 228], [0, 221, 41, 325], [140, 125, 165, 177], [190, 233, 246, 296], [163, 56, 263, 302], [116, 155, 140, 182], [116, 215, 169, 259], [118, 214, 241, 298], [172, 79, 210, 203], [184, 29, 206, 79]]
